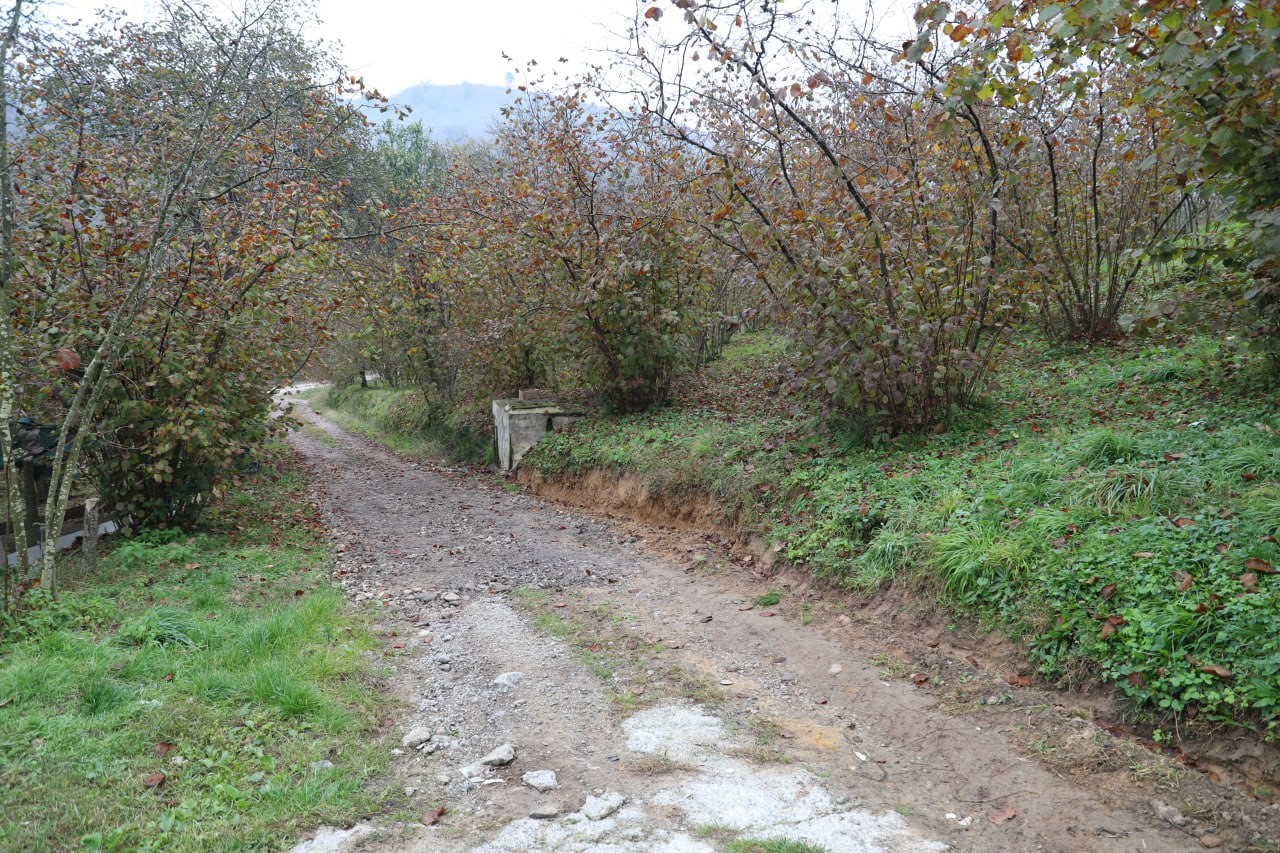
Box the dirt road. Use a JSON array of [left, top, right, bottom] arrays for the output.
[[286, 400, 1279, 852]]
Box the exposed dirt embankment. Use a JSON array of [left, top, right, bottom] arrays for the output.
[[519, 468, 732, 535]]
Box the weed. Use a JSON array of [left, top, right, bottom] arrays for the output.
[[754, 590, 783, 607], [533, 613, 576, 639], [869, 653, 911, 680], [695, 823, 740, 843]]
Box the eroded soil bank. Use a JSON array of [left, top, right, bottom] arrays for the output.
[[287, 399, 1280, 852]]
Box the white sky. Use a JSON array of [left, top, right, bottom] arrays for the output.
[[44, 0, 643, 93], [42, 0, 918, 95]]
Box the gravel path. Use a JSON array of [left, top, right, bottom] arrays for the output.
[[286, 398, 1280, 853]]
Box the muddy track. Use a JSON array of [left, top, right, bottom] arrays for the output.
[[286, 398, 1280, 852]]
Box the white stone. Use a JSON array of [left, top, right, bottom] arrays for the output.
[[522, 770, 559, 792], [401, 727, 433, 749], [493, 671, 524, 691], [580, 791, 626, 821], [480, 743, 517, 766]]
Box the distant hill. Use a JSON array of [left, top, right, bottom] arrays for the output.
[[386, 83, 514, 142]]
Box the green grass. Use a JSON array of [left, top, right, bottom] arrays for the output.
[[0, 446, 393, 851], [522, 332, 1280, 740]]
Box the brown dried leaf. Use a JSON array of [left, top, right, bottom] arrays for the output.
[[1172, 517, 1195, 528], [1200, 664, 1232, 679], [143, 772, 166, 788], [154, 742, 174, 759], [1244, 557, 1275, 574], [1240, 572, 1259, 592], [1132, 551, 1155, 558], [1176, 572, 1194, 592], [420, 806, 445, 826], [988, 806, 1017, 825]]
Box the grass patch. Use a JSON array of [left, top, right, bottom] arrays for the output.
[[753, 590, 783, 607], [521, 332, 1280, 740], [0, 445, 392, 851]]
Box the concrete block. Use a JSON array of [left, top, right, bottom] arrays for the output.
[[493, 399, 582, 471]]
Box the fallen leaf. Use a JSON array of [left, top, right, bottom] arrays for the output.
[[1132, 551, 1155, 559], [760, 610, 777, 617], [55, 347, 81, 371], [154, 742, 174, 759], [1240, 572, 1259, 592], [143, 772, 166, 788], [420, 806, 445, 826], [1100, 584, 1117, 599], [1175, 572, 1194, 592], [1215, 543, 1230, 554], [965, 655, 980, 669], [589, 643, 603, 652], [910, 672, 930, 686], [1006, 673, 1032, 688], [1244, 558, 1275, 574], [988, 806, 1017, 825], [738, 604, 755, 611], [552, 602, 567, 608], [1200, 664, 1232, 679], [1127, 671, 1145, 687], [1172, 517, 1195, 528]]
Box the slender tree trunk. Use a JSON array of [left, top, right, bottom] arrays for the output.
[[82, 496, 98, 574]]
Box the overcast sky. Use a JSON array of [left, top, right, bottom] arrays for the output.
[[45, 0, 642, 93], [43, 0, 917, 95]]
